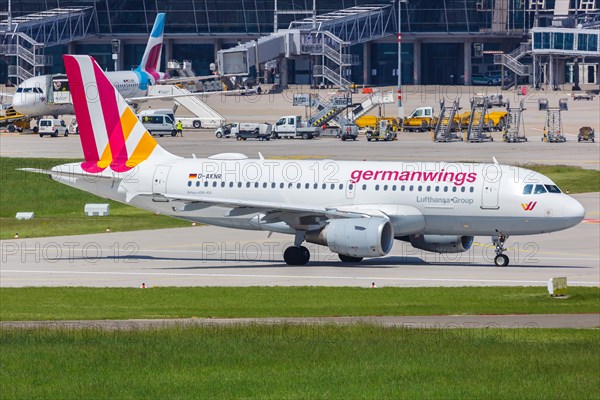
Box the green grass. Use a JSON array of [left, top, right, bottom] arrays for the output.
[[1, 326, 598, 399], [524, 164, 600, 194], [1, 287, 598, 321], [0, 157, 188, 239]]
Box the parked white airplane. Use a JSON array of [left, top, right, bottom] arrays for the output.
[[10, 13, 220, 118], [29, 54, 585, 267]]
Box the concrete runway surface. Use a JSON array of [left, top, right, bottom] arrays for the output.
[[1, 192, 598, 288]]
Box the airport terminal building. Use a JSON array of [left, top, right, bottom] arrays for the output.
[[1, 0, 599, 88]]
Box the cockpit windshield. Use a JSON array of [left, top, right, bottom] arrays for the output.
[[523, 184, 561, 194]]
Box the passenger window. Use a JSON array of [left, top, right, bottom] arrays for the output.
[[263, 182, 267, 188], [221, 182, 226, 187], [435, 186, 439, 192], [426, 186, 431, 192], [401, 185, 405, 191], [229, 182, 234, 188], [314, 183, 318, 189], [297, 183, 302, 189], [339, 184, 343, 190], [237, 182, 242, 188], [545, 185, 561, 193], [330, 184, 335, 190], [392, 185, 397, 191], [246, 182, 251, 188], [254, 182, 259, 188], [383, 185, 388, 191], [444, 186, 448, 192], [305, 183, 310, 189], [213, 182, 217, 187], [418, 185, 422, 192], [322, 184, 327, 189], [187, 181, 192, 187], [204, 181, 209, 187], [452, 187, 457, 192], [523, 184, 533, 195], [461, 187, 465, 192], [469, 187, 474, 193], [409, 185, 413, 191], [280, 183, 284, 189], [375, 185, 380, 191], [349, 184, 354, 190], [534, 185, 547, 194], [362, 184, 367, 190], [271, 183, 276, 188]]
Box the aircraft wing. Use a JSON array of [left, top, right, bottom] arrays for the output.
[[127, 89, 242, 103], [162, 193, 375, 221], [158, 75, 219, 85]]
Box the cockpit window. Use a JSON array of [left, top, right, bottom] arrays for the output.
[[523, 184, 533, 195], [534, 185, 547, 194], [545, 184, 561, 193]]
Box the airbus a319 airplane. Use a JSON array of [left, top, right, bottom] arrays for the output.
[[11, 13, 215, 118], [30, 54, 585, 267]]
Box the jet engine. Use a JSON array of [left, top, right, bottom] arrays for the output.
[[305, 218, 394, 258], [399, 235, 474, 253]]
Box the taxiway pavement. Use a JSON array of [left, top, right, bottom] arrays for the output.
[[1, 193, 598, 288]]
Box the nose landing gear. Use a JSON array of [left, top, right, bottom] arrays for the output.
[[492, 233, 509, 266]]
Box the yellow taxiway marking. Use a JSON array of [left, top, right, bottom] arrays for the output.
[[472, 242, 597, 258]]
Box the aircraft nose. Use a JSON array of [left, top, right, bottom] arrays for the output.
[[562, 196, 585, 228]]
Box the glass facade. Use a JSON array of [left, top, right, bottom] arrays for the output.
[[4, 1, 599, 85]]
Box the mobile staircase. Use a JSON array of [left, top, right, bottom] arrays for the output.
[[542, 106, 566, 143], [503, 100, 527, 142], [433, 99, 462, 142], [466, 96, 494, 142]]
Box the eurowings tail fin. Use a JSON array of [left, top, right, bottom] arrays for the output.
[[137, 13, 166, 82], [63, 54, 178, 174]]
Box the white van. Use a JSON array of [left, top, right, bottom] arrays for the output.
[[139, 113, 177, 137], [38, 119, 68, 137]]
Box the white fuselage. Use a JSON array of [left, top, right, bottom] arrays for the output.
[[51, 156, 585, 238], [11, 71, 148, 117]]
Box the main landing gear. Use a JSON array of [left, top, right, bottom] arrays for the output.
[[492, 233, 509, 267], [283, 231, 310, 265]]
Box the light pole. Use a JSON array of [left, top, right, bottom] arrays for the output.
[[397, 0, 408, 119]]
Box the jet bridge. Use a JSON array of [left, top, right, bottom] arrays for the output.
[[216, 4, 396, 89]]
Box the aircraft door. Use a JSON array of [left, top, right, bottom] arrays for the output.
[[481, 164, 502, 209], [152, 165, 171, 194], [345, 180, 356, 200]]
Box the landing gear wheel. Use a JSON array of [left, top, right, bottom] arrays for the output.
[[338, 254, 363, 263], [494, 254, 509, 267], [283, 246, 310, 266], [492, 233, 510, 267]]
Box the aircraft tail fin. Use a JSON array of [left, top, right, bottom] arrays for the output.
[[63, 54, 178, 173], [137, 13, 166, 82]]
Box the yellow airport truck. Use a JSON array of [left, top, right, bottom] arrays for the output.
[[402, 106, 436, 132]]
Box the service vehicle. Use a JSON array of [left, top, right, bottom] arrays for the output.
[[366, 120, 397, 141], [339, 123, 359, 141], [138, 112, 177, 137], [0, 104, 30, 133], [139, 108, 204, 130], [578, 126, 595, 142], [38, 118, 68, 137], [402, 107, 436, 132], [458, 110, 507, 131], [215, 122, 272, 140], [272, 115, 321, 139]]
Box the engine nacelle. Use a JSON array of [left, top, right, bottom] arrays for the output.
[[400, 234, 474, 253], [306, 218, 394, 258]]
